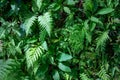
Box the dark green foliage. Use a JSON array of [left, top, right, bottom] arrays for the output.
[[0, 0, 120, 80]]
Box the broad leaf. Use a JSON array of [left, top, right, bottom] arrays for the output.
[[63, 7, 71, 14], [97, 8, 114, 15], [53, 70, 60, 80], [41, 41, 48, 50], [67, 0, 78, 5], [58, 53, 72, 62], [58, 63, 71, 72]]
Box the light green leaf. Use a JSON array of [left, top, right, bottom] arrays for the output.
[[36, 0, 42, 10], [41, 41, 48, 50], [90, 16, 103, 25], [97, 8, 114, 15], [80, 73, 91, 80], [90, 22, 96, 32], [63, 7, 71, 14], [0, 28, 5, 39], [24, 16, 36, 36], [96, 31, 109, 49], [58, 53, 72, 62], [85, 31, 91, 43], [98, 67, 110, 80], [53, 70, 60, 80], [58, 63, 71, 72], [49, 3, 60, 11], [67, 0, 78, 5], [38, 12, 53, 36], [26, 45, 44, 68]]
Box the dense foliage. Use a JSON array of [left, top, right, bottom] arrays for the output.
[[0, 0, 120, 80]]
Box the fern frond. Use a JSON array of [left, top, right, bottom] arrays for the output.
[[26, 45, 44, 69], [68, 25, 85, 53], [80, 73, 91, 80], [96, 31, 109, 50], [0, 59, 16, 80], [24, 16, 37, 36], [38, 12, 53, 36], [98, 67, 110, 80]]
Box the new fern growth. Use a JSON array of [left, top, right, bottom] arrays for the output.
[[26, 45, 44, 69]]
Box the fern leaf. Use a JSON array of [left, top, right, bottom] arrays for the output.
[[24, 16, 36, 36], [38, 12, 53, 36], [0, 59, 16, 80], [98, 68, 110, 80], [80, 73, 91, 80], [96, 31, 109, 50], [26, 45, 44, 69]]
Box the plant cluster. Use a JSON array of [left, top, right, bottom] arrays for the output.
[[0, 0, 120, 80]]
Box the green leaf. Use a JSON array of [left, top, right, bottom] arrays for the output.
[[98, 67, 110, 80], [58, 63, 71, 72], [63, 7, 71, 14], [90, 22, 96, 32], [67, 0, 78, 5], [53, 70, 60, 80], [90, 16, 103, 25], [80, 73, 91, 80], [36, 0, 42, 10], [24, 16, 36, 36], [49, 3, 60, 11], [26, 45, 44, 68], [85, 31, 92, 43], [0, 59, 16, 80], [83, 20, 91, 43], [38, 12, 53, 36], [58, 53, 72, 62], [41, 41, 48, 50], [97, 8, 114, 15], [96, 31, 109, 50], [0, 28, 5, 39], [83, 0, 93, 12]]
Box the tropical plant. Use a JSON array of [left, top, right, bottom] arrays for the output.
[[0, 0, 120, 80]]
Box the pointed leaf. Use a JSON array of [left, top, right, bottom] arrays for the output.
[[41, 41, 48, 50], [97, 8, 114, 15], [67, 0, 78, 5], [90, 16, 103, 25], [53, 70, 60, 80], [36, 0, 42, 10], [63, 7, 71, 14], [58, 53, 72, 62], [58, 63, 71, 72]]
